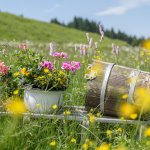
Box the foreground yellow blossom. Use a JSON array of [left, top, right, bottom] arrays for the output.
[[13, 72, 20, 76], [129, 113, 138, 120], [142, 39, 150, 51], [50, 140, 57, 146], [96, 143, 110, 150], [20, 67, 30, 76], [116, 128, 122, 133], [5, 97, 27, 115], [144, 127, 150, 137], [70, 138, 76, 143], [63, 110, 71, 115], [13, 89, 19, 95], [88, 113, 95, 123], [122, 94, 128, 100], [82, 143, 88, 150], [134, 87, 150, 113], [82, 139, 94, 150], [44, 68, 49, 73], [106, 130, 112, 137], [119, 103, 137, 119], [52, 104, 58, 110]]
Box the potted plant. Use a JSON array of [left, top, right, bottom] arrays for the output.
[[13, 48, 81, 113]]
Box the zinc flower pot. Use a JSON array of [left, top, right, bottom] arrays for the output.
[[24, 89, 63, 113]]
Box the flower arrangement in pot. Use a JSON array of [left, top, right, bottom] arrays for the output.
[[13, 48, 81, 113]]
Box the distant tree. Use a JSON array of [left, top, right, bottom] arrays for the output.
[[50, 18, 62, 25], [50, 16, 145, 46]]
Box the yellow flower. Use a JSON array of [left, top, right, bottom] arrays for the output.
[[82, 143, 89, 150], [134, 87, 150, 113], [142, 39, 150, 51], [70, 138, 76, 143], [63, 110, 71, 115], [144, 127, 150, 137], [106, 130, 112, 137], [13, 89, 19, 95], [116, 128, 122, 133], [5, 97, 27, 115], [129, 113, 138, 120], [88, 113, 95, 123], [25, 71, 30, 76], [20, 67, 26, 75], [14, 72, 20, 76], [122, 94, 128, 100], [52, 104, 57, 110], [44, 68, 49, 73], [96, 143, 110, 150], [59, 70, 64, 75], [50, 140, 57, 146], [119, 103, 137, 119], [20, 67, 30, 76]]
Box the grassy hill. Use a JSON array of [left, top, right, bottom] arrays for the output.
[[0, 12, 128, 46]]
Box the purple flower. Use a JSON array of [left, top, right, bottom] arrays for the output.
[[61, 62, 72, 71], [52, 52, 68, 59], [71, 61, 81, 70], [40, 61, 54, 71], [61, 61, 81, 72], [60, 52, 68, 59], [99, 24, 104, 42]]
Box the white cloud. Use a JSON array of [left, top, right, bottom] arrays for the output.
[[95, 0, 150, 16], [44, 4, 61, 13]]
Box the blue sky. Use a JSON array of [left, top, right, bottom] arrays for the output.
[[0, 0, 150, 38]]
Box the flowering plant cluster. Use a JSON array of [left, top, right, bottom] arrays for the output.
[[0, 47, 81, 95]]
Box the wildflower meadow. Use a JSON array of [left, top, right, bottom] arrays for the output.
[[0, 14, 150, 150]]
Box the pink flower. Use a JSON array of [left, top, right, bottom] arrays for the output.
[[60, 52, 68, 59], [52, 52, 68, 59], [61, 62, 72, 71], [40, 61, 54, 71], [0, 62, 9, 75], [19, 43, 28, 50], [61, 61, 80, 72], [71, 61, 81, 70]]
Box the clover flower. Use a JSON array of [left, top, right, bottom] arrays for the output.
[[52, 52, 68, 59], [61, 61, 80, 72], [40, 61, 54, 71], [0, 62, 9, 75]]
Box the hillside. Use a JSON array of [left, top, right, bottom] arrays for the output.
[[0, 12, 128, 46]]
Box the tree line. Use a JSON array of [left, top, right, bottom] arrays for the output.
[[50, 17, 145, 46]]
